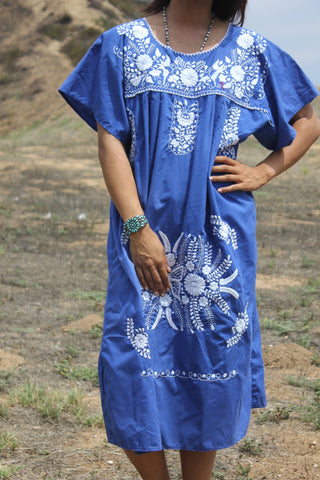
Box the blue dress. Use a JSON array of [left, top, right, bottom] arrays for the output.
[[59, 19, 318, 452]]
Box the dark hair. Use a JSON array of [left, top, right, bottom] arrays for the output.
[[143, 1, 248, 26]]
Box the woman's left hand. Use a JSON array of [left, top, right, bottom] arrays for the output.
[[210, 156, 270, 193]]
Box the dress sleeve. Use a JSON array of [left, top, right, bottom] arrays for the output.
[[58, 29, 130, 144], [254, 41, 319, 151]]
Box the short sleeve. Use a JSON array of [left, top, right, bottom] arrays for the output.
[[58, 29, 130, 144], [254, 41, 319, 151]]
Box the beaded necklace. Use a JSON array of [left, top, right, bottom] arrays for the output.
[[162, 6, 214, 52]]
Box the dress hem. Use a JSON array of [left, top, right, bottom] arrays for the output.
[[105, 422, 252, 453]]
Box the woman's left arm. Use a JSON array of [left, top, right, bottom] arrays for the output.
[[210, 104, 320, 193]]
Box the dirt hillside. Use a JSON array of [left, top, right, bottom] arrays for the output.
[[0, 0, 143, 135]]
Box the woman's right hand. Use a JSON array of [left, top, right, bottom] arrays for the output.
[[129, 225, 171, 296]]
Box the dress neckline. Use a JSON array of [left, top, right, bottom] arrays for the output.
[[142, 17, 233, 56]]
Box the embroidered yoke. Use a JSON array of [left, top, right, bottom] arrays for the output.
[[59, 19, 318, 452]]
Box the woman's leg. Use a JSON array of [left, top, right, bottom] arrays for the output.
[[123, 449, 171, 480], [179, 450, 217, 480]]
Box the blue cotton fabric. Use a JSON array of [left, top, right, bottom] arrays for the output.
[[59, 19, 318, 452]]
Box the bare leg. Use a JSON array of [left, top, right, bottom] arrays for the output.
[[180, 450, 217, 480], [123, 449, 171, 480]]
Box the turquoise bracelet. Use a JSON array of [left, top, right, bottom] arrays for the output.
[[124, 215, 148, 235]]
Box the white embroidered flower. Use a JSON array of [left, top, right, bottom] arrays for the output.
[[168, 74, 179, 84], [184, 273, 206, 296], [202, 265, 211, 275], [160, 294, 172, 307], [234, 317, 247, 334], [167, 253, 176, 267], [225, 133, 239, 145], [142, 291, 150, 302], [226, 304, 249, 348], [199, 297, 209, 307], [230, 65, 245, 82], [132, 25, 148, 39], [181, 295, 190, 305], [209, 281, 219, 293], [237, 33, 254, 49], [218, 223, 230, 241], [127, 317, 151, 359], [186, 261, 195, 272], [136, 54, 153, 72], [130, 75, 142, 87], [133, 332, 149, 350], [177, 110, 195, 127], [180, 68, 198, 87]]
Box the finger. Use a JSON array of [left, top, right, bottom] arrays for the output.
[[142, 266, 159, 295], [135, 265, 149, 291], [211, 164, 237, 174], [210, 174, 238, 183], [158, 263, 171, 292], [149, 266, 168, 296], [217, 183, 248, 193], [214, 156, 238, 165]]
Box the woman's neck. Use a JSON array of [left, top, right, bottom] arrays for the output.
[[166, 0, 213, 28], [145, 0, 228, 54]]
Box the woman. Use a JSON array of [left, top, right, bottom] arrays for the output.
[[59, 1, 320, 478]]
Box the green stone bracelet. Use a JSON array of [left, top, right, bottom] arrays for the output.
[[123, 215, 148, 235]]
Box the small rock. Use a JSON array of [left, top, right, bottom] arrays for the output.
[[107, 460, 114, 465]]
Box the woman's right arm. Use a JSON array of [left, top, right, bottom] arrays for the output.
[[97, 123, 171, 296]]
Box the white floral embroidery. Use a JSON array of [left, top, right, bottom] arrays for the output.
[[237, 33, 254, 49], [210, 215, 238, 250], [226, 303, 249, 348], [127, 317, 151, 359], [217, 107, 241, 159], [180, 67, 198, 87], [141, 368, 238, 382], [115, 21, 268, 111], [130, 24, 149, 40], [142, 232, 239, 333], [230, 65, 245, 82], [169, 99, 199, 155], [126, 108, 136, 164], [136, 53, 153, 72]]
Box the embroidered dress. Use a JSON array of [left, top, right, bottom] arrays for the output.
[[59, 19, 318, 452]]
